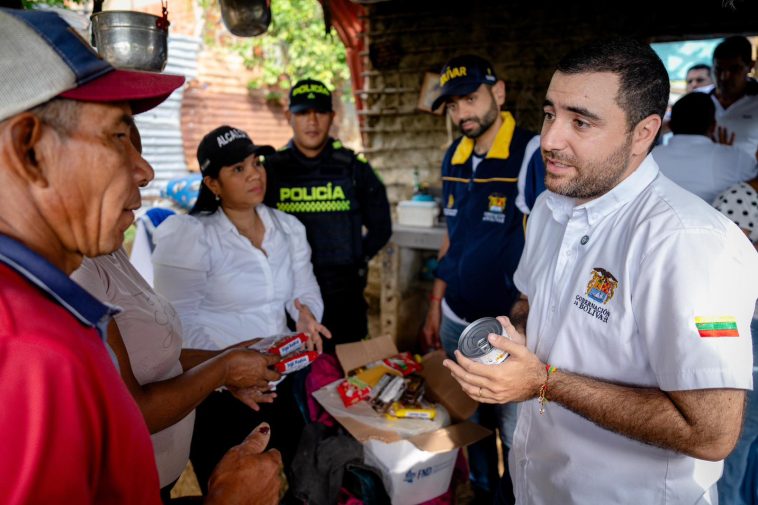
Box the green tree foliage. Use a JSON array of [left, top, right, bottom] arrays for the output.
[[227, 0, 349, 92], [21, 0, 82, 9]]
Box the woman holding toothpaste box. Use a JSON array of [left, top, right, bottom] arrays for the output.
[[152, 125, 331, 495]]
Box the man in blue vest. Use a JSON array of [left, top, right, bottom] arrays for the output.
[[421, 54, 545, 504], [264, 79, 392, 352]]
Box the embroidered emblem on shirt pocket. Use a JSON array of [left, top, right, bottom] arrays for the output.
[[573, 268, 618, 324], [482, 193, 506, 223]]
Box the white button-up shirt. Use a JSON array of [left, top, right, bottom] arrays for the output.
[[152, 206, 323, 350], [511, 155, 758, 505], [653, 134, 757, 203], [711, 91, 758, 158]]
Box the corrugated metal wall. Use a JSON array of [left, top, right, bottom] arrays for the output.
[[137, 34, 201, 201]]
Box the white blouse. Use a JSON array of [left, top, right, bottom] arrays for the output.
[[152, 206, 323, 350]]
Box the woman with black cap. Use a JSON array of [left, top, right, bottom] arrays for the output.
[[152, 125, 331, 494]]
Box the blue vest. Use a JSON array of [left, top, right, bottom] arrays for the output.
[[437, 114, 538, 321]]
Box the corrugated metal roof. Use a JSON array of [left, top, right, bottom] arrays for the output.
[[137, 34, 201, 200], [137, 33, 293, 202]]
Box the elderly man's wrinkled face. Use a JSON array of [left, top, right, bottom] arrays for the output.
[[38, 102, 153, 258]]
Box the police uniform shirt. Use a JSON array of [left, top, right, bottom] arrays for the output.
[[511, 155, 758, 504]]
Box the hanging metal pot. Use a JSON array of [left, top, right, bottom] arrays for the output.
[[219, 0, 271, 37], [90, 0, 170, 72]]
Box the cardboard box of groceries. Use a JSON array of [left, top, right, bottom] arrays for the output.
[[313, 336, 490, 505]]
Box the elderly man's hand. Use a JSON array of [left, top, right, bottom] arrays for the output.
[[205, 423, 284, 505], [443, 316, 544, 404]]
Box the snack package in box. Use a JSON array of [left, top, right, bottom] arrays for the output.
[[387, 401, 437, 420], [382, 352, 422, 376], [337, 376, 372, 407]]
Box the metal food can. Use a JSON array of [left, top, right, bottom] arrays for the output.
[[458, 317, 509, 365]]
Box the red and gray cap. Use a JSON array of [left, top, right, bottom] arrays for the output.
[[0, 8, 185, 122]]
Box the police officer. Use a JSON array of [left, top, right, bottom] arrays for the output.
[[264, 79, 392, 351]]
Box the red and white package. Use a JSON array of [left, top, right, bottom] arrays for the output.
[[337, 377, 371, 407], [274, 351, 319, 374], [267, 332, 309, 357], [382, 352, 422, 376]]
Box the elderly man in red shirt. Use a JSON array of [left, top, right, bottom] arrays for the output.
[[0, 8, 281, 505]]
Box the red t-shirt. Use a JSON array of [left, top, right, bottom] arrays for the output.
[[0, 264, 161, 504]]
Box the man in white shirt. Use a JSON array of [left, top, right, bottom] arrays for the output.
[[654, 92, 756, 202], [710, 36, 758, 157], [444, 38, 758, 505]]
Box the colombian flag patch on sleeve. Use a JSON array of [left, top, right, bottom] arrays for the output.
[[695, 316, 740, 337]]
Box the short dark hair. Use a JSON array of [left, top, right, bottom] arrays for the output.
[[556, 38, 670, 134], [669, 92, 715, 136], [686, 63, 711, 75], [713, 36, 753, 66]]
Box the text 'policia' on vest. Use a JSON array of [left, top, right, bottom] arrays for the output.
[[277, 182, 350, 212], [263, 139, 390, 271]]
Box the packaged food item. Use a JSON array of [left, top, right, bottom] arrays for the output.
[[399, 375, 426, 406], [368, 373, 393, 401], [353, 364, 398, 386], [458, 317, 509, 365], [267, 332, 309, 357], [387, 402, 437, 420], [371, 375, 407, 413], [382, 352, 423, 376], [274, 350, 319, 374], [337, 377, 372, 407]]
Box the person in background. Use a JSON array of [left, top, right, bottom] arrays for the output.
[[422, 54, 546, 504], [713, 167, 758, 505], [445, 37, 758, 505], [152, 125, 329, 495], [686, 63, 715, 92], [71, 125, 281, 501], [263, 79, 392, 351], [0, 8, 282, 505], [710, 36, 758, 155], [654, 92, 756, 202]]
